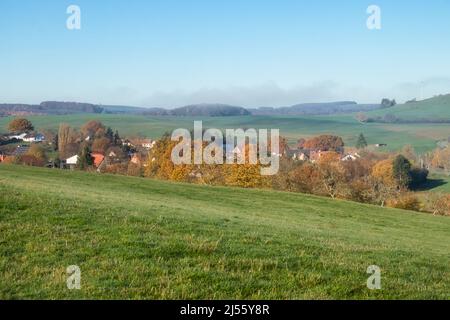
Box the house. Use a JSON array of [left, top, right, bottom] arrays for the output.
[[121, 139, 135, 148], [104, 147, 127, 165], [13, 145, 30, 156], [23, 133, 45, 143], [141, 139, 155, 149], [130, 153, 145, 166], [298, 152, 310, 161], [286, 147, 310, 161], [341, 153, 361, 161], [309, 150, 340, 162], [91, 153, 105, 168], [8, 133, 27, 140], [66, 155, 79, 165]]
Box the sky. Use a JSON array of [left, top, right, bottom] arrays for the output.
[[0, 0, 450, 108]]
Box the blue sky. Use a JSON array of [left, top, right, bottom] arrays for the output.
[[1, 0, 450, 107]]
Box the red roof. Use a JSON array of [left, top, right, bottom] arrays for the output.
[[91, 153, 105, 167]]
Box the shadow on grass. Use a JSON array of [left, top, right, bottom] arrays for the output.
[[414, 179, 448, 191]]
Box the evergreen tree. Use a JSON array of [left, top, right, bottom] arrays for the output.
[[106, 127, 114, 141], [356, 133, 368, 149], [114, 130, 121, 145], [77, 144, 93, 170], [53, 134, 59, 151], [393, 155, 412, 188]]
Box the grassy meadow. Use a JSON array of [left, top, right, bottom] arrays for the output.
[[1, 113, 449, 153], [367, 94, 450, 121], [418, 173, 450, 193], [0, 165, 449, 299]]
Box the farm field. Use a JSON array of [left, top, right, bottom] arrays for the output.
[[1, 113, 448, 153], [0, 165, 449, 299]]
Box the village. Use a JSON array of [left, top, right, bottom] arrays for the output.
[[2, 117, 450, 216], [0, 118, 155, 174], [0, 118, 375, 172]]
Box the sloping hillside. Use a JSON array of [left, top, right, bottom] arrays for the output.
[[366, 94, 450, 122], [0, 165, 448, 299]]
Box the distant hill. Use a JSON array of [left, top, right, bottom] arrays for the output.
[[102, 105, 148, 114], [1, 102, 250, 117], [0, 101, 103, 116], [8, 96, 450, 120], [249, 101, 382, 115], [172, 104, 250, 116], [364, 94, 450, 123], [139, 103, 251, 117]]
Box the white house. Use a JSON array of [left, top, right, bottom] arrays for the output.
[[23, 133, 45, 143], [341, 153, 361, 161], [9, 133, 27, 140], [66, 155, 79, 165], [142, 140, 155, 149]]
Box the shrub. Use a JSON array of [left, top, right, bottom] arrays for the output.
[[424, 193, 450, 216], [16, 155, 45, 167], [386, 193, 421, 211], [104, 163, 128, 175], [127, 163, 143, 177]]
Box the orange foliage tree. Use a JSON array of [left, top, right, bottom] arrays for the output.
[[303, 135, 344, 151]]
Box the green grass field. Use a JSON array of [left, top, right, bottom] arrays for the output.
[[418, 173, 450, 193], [367, 94, 450, 121], [0, 165, 449, 299], [1, 113, 449, 153]]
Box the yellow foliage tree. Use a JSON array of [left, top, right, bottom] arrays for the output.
[[371, 158, 399, 206]]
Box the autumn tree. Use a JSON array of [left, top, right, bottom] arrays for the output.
[[386, 192, 421, 211], [81, 120, 105, 139], [297, 138, 306, 149], [92, 137, 111, 154], [145, 134, 188, 180], [40, 129, 58, 150], [197, 164, 224, 185], [225, 163, 269, 188], [16, 155, 45, 167], [224, 143, 269, 188], [26, 144, 47, 164], [8, 118, 34, 133], [58, 123, 72, 157], [425, 193, 450, 216], [287, 162, 322, 194], [303, 135, 344, 151], [401, 145, 417, 165], [316, 151, 347, 198], [127, 162, 143, 177], [431, 147, 450, 174], [370, 159, 398, 206]]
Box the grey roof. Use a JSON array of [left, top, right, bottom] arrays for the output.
[[13, 145, 30, 156]]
